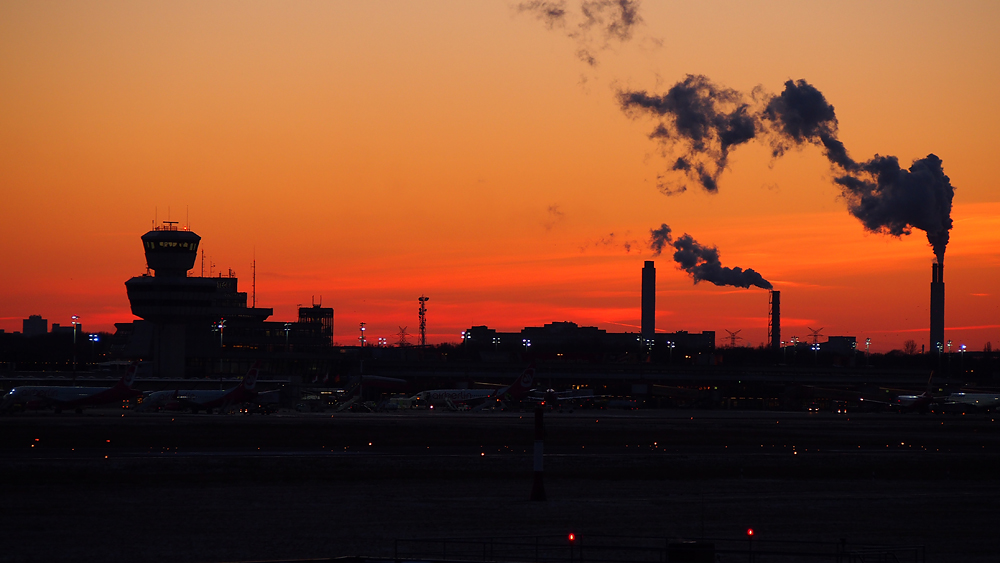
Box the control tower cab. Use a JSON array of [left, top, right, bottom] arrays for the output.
[[141, 222, 200, 277], [124, 222, 271, 378]]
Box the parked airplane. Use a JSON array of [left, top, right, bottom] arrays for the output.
[[937, 392, 1000, 413], [411, 365, 535, 409], [140, 362, 260, 414], [0, 362, 141, 414], [525, 387, 596, 410]]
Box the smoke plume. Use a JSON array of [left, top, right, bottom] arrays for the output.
[[836, 154, 954, 264], [649, 223, 772, 290], [517, 0, 642, 66], [623, 77, 955, 261], [619, 75, 758, 193]]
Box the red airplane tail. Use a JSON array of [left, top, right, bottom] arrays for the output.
[[241, 361, 261, 391], [501, 365, 536, 401], [118, 361, 139, 389]]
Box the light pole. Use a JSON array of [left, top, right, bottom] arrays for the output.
[[71, 315, 79, 372], [811, 342, 820, 363], [359, 322, 366, 347], [89, 333, 99, 364], [667, 340, 675, 362], [216, 318, 226, 347], [522, 338, 531, 351], [960, 344, 966, 372], [284, 322, 291, 352], [492, 336, 500, 350], [865, 337, 871, 367], [781, 341, 786, 363]]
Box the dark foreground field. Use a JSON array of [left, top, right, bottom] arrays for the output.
[[1, 410, 998, 562]]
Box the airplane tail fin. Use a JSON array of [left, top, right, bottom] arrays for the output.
[[121, 361, 139, 388], [241, 361, 261, 391], [500, 364, 535, 401]]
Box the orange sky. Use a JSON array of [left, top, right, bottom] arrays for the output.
[[2, 1, 998, 352]]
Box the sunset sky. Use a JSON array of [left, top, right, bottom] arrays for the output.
[[2, 1, 998, 352]]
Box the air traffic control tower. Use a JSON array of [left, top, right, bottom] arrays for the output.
[[125, 222, 272, 377]]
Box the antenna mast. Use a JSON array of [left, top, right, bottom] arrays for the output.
[[418, 295, 429, 347], [251, 253, 256, 308]]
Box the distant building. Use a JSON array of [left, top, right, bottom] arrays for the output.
[[22, 315, 47, 337], [822, 336, 857, 355], [659, 330, 715, 352], [299, 305, 334, 345], [51, 323, 81, 336], [463, 322, 715, 354]]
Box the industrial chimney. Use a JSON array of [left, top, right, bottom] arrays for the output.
[[642, 261, 655, 340], [930, 262, 945, 350], [769, 290, 781, 351]]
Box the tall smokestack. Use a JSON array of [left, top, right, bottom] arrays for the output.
[[642, 261, 655, 340], [769, 290, 781, 351], [930, 263, 945, 350]]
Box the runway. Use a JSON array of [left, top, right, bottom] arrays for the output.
[[1, 409, 998, 562]]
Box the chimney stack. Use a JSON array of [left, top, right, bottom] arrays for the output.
[[642, 261, 655, 340], [769, 290, 781, 351], [930, 262, 945, 350]]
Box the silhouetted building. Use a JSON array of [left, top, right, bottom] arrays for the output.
[[299, 305, 333, 345], [822, 336, 857, 355], [22, 315, 47, 337], [659, 330, 715, 352], [463, 323, 714, 355], [122, 222, 272, 377], [51, 323, 81, 336], [642, 261, 655, 340], [114, 222, 338, 378]]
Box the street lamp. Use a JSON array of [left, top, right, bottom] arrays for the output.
[[216, 318, 226, 347], [781, 340, 786, 363], [667, 340, 675, 362], [522, 338, 531, 350], [359, 322, 366, 347], [865, 338, 871, 366], [89, 333, 99, 363], [811, 342, 820, 362], [284, 322, 292, 352], [71, 315, 80, 372], [492, 336, 500, 350]]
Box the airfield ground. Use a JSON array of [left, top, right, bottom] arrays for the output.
[[0, 409, 998, 562]]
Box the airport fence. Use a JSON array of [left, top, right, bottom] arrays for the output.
[[391, 534, 926, 563]]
